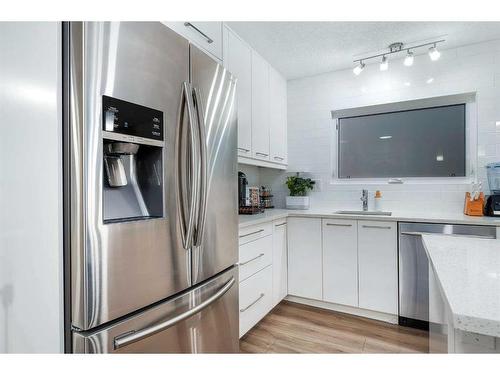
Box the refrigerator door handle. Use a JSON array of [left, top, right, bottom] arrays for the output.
[[113, 276, 235, 350], [176, 82, 200, 249], [193, 87, 208, 247]]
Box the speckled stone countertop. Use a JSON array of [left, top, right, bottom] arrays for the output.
[[422, 234, 500, 337], [239, 208, 500, 228]]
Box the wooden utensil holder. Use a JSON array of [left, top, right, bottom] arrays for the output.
[[464, 192, 484, 216]]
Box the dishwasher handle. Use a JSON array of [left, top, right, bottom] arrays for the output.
[[400, 231, 495, 239]]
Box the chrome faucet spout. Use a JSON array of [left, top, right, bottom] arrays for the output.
[[360, 189, 368, 211]]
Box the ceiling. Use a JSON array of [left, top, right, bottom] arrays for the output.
[[226, 22, 500, 80]]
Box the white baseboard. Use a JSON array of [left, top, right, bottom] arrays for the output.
[[284, 295, 399, 325]]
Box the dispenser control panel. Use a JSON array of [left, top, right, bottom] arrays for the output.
[[102, 95, 164, 141]]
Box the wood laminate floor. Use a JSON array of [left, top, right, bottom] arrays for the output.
[[240, 301, 429, 353]]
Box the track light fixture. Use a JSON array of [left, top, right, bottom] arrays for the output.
[[352, 39, 444, 75], [353, 61, 365, 75], [428, 44, 441, 61], [404, 50, 414, 66], [380, 55, 389, 71]]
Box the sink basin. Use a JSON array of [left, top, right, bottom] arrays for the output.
[[334, 210, 392, 216]]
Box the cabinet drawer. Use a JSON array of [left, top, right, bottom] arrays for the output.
[[239, 265, 273, 338], [239, 235, 272, 282], [238, 222, 272, 245], [163, 22, 223, 61]]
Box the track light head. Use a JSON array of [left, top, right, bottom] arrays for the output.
[[380, 56, 389, 71], [404, 50, 414, 67], [429, 44, 441, 61], [353, 61, 365, 75]]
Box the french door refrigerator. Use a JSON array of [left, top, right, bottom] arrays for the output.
[[63, 22, 239, 353]]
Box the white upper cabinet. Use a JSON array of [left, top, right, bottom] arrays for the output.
[[269, 66, 287, 165], [251, 50, 270, 161], [357, 221, 398, 315], [287, 217, 322, 300], [322, 219, 358, 307], [162, 22, 223, 61], [223, 27, 252, 156]]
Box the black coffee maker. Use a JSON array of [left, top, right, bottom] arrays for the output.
[[238, 171, 248, 208]]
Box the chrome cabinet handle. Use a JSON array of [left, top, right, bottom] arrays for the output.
[[275, 222, 286, 227], [255, 152, 268, 157], [184, 22, 213, 44], [362, 225, 392, 229], [240, 293, 265, 313], [273, 156, 284, 160], [114, 277, 235, 350], [326, 223, 352, 227], [239, 229, 264, 238], [193, 87, 207, 247], [238, 147, 250, 152], [176, 82, 199, 250], [239, 253, 265, 266]]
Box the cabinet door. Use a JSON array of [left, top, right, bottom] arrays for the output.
[[322, 219, 358, 307], [251, 51, 270, 161], [272, 219, 288, 306], [357, 221, 398, 314], [224, 27, 252, 157], [163, 22, 223, 61], [287, 218, 322, 300], [269, 66, 287, 165]]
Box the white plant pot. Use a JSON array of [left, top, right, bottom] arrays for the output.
[[286, 196, 310, 210]]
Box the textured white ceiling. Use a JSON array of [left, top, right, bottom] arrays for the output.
[[226, 22, 500, 79]]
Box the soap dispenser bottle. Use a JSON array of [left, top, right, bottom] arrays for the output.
[[374, 190, 382, 211]]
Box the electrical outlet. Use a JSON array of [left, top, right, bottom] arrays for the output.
[[312, 179, 322, 192]]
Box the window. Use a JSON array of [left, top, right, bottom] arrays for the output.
[[337, 104, 466, 179]]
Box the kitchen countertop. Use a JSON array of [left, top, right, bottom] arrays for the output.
[[239, 208, 500, 228], [422, 234, 500, 337]]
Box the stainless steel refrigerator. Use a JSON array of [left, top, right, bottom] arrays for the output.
[[63, 22, 239, 353]]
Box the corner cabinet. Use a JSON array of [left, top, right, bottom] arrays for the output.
[[223, 26, 287, 170], [287, 217, 322, 300]]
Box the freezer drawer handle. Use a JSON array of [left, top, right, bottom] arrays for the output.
[[240, 293, 265, 313], [184, 22, 213, 44], [239, 253, 265, 266], [239, 229, 264, 238], [113, 276, 235, 350]]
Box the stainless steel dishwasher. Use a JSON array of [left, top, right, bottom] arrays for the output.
[[398, 222, 496, 330]]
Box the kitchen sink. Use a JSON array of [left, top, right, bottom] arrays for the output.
[[334, 210, 392, 216]]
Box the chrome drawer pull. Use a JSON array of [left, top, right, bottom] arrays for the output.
[[326, 223, 352, 227], [240, 293, 265, 312], [273, 156, 284, 160], [362, 225, 392, 229], [239, 253, 265, 266], [238, 147, 250, 152], [255, 152, 269, 157], [275, 222, 287, 227], [239, 229, 264, 238], [183, 22, 213, 44]]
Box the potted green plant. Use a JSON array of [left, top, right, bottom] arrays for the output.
[[285, 174, 315, 209]]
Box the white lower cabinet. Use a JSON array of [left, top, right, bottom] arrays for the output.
[[322, 219, 358, 307], [272, 219, 288, 305], [287, 217, 323, 300], [357, 220, 398, 315], [239, 265, 273, 338], [238, 219, 288, 337]]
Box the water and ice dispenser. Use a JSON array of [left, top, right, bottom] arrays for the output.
[[102, 95, 164, 223]]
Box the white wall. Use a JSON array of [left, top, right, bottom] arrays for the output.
[[0, 22, 63, 352], [271, 39, 500, 212]]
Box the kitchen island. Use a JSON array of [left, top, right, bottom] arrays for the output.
[[422, 234, 500, 353]]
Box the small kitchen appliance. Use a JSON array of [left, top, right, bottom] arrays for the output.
[[485, 163, 500, 216]]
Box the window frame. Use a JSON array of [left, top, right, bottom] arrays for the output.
[[330, 93, 477, 186]]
